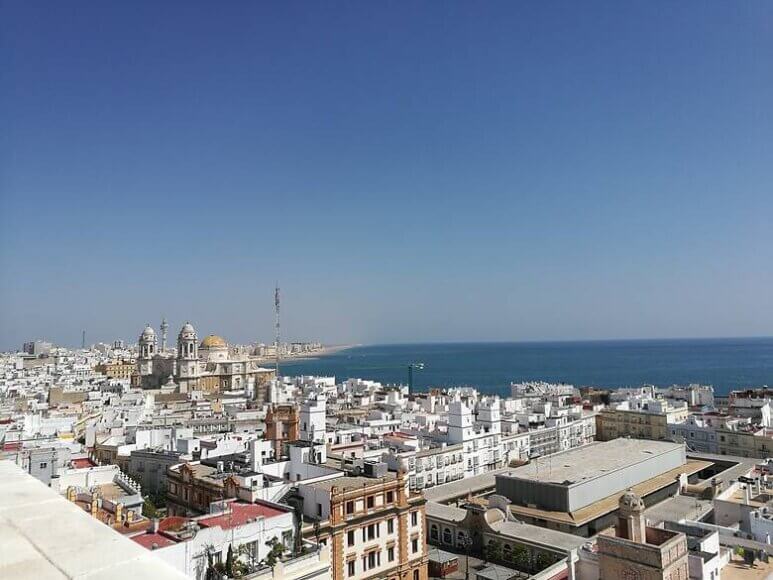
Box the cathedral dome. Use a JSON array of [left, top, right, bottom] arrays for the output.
[[140, 325, 155, 339], [200, 335, 227, 349]]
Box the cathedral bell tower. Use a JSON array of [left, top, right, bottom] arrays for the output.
[[138, 325, 156, 378], [176, 322, 199, 390]]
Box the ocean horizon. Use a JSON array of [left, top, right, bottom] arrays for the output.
[[280, 337, 773, 396]]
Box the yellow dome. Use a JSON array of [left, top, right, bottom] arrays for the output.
[[200, 335, 227, 349]]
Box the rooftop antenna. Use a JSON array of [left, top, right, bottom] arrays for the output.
[[274, 283, 281, 379], [81, 329, 86, 350]]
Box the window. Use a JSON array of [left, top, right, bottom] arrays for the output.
[[443, 528, 452, 544], [346, 501, 354, 514], [388, 519, 394, 534], [348, 561, 355, 577], [430, 524, 439, 540], [347, 530, 355, 546], [367, 552, 376, 569], [412, 538, 419, 553], [414, 570, 420, 580], [386, 491, 394, 503], [317, 503, 322, 517], [388, 547, 395, 562], [39, 462, 47, 469], [411, 511, 418, 526], [367, 496, 374, 509]]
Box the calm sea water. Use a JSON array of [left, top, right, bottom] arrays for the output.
[[280, 338, 773, 396]]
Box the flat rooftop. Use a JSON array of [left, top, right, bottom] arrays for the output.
[[0, 460, 187, 580], [424, 467, 511, 504], [502, 439, 684, 487], [507, 459, 711, 526], [306, 473, 397, 492]]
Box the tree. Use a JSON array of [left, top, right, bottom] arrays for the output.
[[484, 540, 502, 563], [533, 552, 553, 572], [142, 497, 157, 519], [226, 544, 234, 577], [511, 545, 529, 571], [263, 537, 285, 568]]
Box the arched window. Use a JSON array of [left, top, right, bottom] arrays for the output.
[[430, 524, 439, 541], [443, 528, 452, 544], [456, 531, 467, 548]]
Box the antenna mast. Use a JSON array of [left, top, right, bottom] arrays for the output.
[[81, 329, 86, 349], [274, 284, 280, 378]]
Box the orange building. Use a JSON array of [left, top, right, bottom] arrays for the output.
[[265, 404, 300, 457]]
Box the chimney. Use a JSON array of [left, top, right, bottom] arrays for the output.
[[150, 518, 160, 533]]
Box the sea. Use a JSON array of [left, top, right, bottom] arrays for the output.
[[279, 338, 773, 397]]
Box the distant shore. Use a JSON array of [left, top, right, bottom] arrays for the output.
[[255, 344, 359, 365]]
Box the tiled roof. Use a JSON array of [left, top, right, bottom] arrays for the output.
[[197, 502, 287, 530]]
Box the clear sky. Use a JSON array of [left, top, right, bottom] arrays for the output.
[[1, 2, 772, 350]]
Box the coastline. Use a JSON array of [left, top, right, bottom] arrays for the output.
[[255, 344, 360, 365]]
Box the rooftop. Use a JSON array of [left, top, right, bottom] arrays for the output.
[[490, 519, 587, 552], [197, 502, 288, 530], [424, 467, 511, 504], [0, 460, 187, 580], [508, 459, 711, 526], [131, 532, 177, 550], [305, 473, 397, 492], [502, 439, 684, 486]]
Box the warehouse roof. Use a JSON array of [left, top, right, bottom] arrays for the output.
[[500, 439, 684, 487], [507, 459, 711, 527]]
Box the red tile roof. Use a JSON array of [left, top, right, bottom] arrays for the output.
[[71, 458, 96, 469], [159, 516, 189, 532], [197, 502, 287, 530], [132, 532, 177, 550]]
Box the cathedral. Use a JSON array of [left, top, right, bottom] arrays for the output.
[[135, 320, 275, 396]]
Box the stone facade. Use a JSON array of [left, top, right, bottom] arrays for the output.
[[598, 491, 689, 580]]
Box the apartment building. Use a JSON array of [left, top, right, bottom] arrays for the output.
[[297, 469, 428, 580], [382, 443, 465, 492], [447, 399, 504, 476], [597, 398, 689, 441]]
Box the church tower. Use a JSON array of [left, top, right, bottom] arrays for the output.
[[176, 322, 199, 391], [138, 325, 156, 378]]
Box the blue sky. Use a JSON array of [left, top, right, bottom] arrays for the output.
[[1, 2, 772, 349]]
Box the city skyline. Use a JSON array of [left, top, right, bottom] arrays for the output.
[[2, 2, 772, 349]]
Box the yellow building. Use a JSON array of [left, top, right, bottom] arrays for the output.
[[597, 403, 689, 442], [95, 362, 135, 381]]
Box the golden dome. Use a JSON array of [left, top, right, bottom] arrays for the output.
[[200, 334, 227, 349]]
